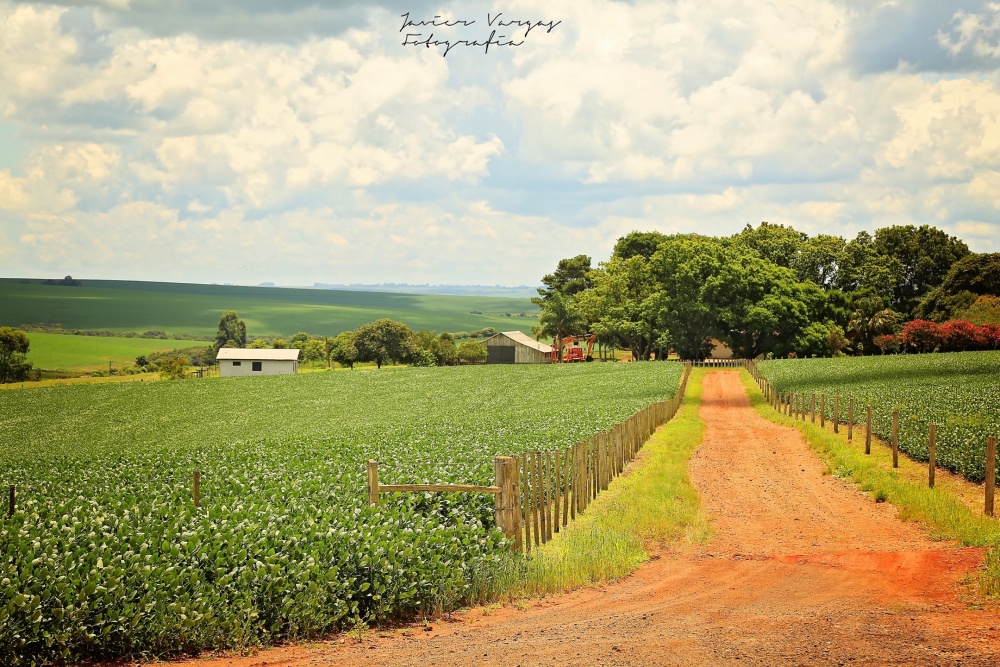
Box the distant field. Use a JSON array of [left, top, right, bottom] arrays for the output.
[[24, 332, 212, 371], [0, 279, 537, 337]]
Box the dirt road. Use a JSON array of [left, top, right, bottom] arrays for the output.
[[169, 371, 999, 666]]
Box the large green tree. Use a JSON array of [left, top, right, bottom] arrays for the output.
[[874, 224, 970, 315], [915, 253, 1000, 321], [0, 327, 33, 383], [793, 234, 846, 289], [214, 310, 247, 351], [329, 331, 358, 369], [648, 236, 728, 360], [704, 248, 819, 359], [578, 254, 662, 361], [733, 221, 806, 270], [535, 254, 593, 301], [834, 231, 904, 295], [353, 319, 416, 369], [612, 231, 670, 261]]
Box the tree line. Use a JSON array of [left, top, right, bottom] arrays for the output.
[[534, 223, 1000, 360], [213, 311, 488, 371]]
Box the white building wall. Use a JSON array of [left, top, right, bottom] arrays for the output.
[[219, 359, 298, 377]]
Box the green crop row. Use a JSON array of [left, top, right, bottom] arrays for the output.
[[0, 362, 683, 665], [757, 352, 1000, 483]]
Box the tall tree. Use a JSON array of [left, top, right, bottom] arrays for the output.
[[577, 254, 662, 361], [874, 224, 970, 315], [612, 231, 670, 261], [733, 221, 806, 269], [0, 327, 32, 383], [794, 234, 846, 289], [834, 231, 904, 295], [353, 319, 415, 369], [329, 331, 358, 369], [916, 253, 1000, 321], [648, 236, 728, 360], [703, 245, 818, 359], [535, 255, 593, 301], [214, 310, 247, 351]]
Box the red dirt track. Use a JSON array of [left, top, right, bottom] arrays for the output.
[[155, 371, 1000, 666]]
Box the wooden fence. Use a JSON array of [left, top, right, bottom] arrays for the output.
[[366, 363, 693, 552], [746, 359, 997, 517]]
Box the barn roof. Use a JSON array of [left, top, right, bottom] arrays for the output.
[[484, 331, 554, 354], [216, 348, 300, 361]]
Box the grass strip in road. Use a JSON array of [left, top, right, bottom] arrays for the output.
[[739, 370, 1000, 598], [497, 368, 711, 598]]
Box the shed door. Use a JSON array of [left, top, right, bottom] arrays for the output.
[[487, 346, 515, 364]]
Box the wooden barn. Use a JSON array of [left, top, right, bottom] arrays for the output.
[[482, 331, 555, 364]]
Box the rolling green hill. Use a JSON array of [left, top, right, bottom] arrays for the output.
[[0, 279, 537, 337]]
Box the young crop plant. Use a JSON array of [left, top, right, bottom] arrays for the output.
[[0, 361, 683, 665], [758, 351, 1000, 483]]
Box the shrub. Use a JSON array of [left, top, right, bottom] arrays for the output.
[[901, 319, 943, 353], [873, 334, 899, 355], [940, 319, 987, 352]]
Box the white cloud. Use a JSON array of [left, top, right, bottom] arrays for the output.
[[0, 0, 999, 285]]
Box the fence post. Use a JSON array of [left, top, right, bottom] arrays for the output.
[[554, 449, 562, 533], [833, 396, 840, 434], [193, 470, 201, 508], [820, 394, 826, 428], [847, 398, 854, 442], [891, 411, 899, 468], [534, 452, 544, 544], [542, 451, 551, 542], [563, 446, 571, 528], [928, 424, 936, 489], [811, 393, 816, 423], [521, 453, 531, 553], [367, 460, 380, 506], [986, 436, 996, 517], [495, 456, 521, 551], [865, 406, 872, 455]]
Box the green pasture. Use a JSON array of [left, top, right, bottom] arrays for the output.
[[0, 279, 537, 337], [24, 332, 212, 371]]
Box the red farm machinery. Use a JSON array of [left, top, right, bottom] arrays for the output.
[[552, 334, 597, 362]]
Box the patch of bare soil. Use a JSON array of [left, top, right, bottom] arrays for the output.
[[139, 371, 999, 667]]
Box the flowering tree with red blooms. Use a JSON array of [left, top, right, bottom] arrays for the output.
[[939, 320, 986, 351], [902, 319, 943, 353]]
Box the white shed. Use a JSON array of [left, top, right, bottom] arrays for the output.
[[216, 348, 300, 377]]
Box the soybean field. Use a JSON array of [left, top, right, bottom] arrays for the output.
[[758, 352, 1000, 484], [0, 362, 683, 665]]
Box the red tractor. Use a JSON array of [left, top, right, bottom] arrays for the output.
[[553, 334, 597, 362]]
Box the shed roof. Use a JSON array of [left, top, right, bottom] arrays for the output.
[[216, 348, 300, 361], [484, 331, 554, 354]]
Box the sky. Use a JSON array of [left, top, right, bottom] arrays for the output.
[[1, 0, 999, 287]]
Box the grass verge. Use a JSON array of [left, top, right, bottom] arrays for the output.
[[740, 370, 1000, 598], [478, 368, 711, 600]]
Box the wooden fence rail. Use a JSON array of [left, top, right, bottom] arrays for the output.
[[746, 359, 998, 518]]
